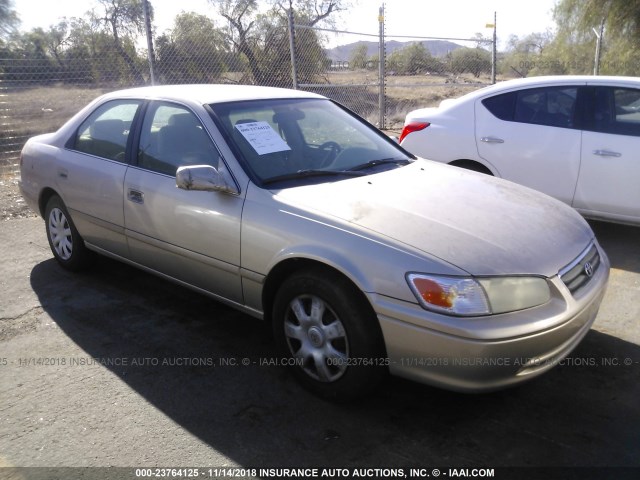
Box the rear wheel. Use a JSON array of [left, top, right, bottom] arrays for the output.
[[44, 195, 92, 271], [272, 268, 386, 401]]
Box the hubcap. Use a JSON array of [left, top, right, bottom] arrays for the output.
[[48, 207, 73, 260], [284, 294, 349, 383], [307, 326, 325, 348]]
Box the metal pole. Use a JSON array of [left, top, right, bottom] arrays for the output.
[[593, 19, 604, 75], [288, 7, 298, 89], [491, 11, 497, 84], [142, 0, 156, 85], [378, 4, 385, 129]]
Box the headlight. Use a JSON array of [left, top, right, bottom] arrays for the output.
[[407, 274, 551, 316], [477, 277, 551, 314]]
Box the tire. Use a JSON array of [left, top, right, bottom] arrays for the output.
[[44, 195, 92, 271], [272, 268, 387, 401]]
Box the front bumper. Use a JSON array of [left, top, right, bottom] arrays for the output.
[[373, 244, 610, 392]]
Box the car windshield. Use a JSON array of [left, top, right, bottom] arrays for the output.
[[209, 98, 412, 186]]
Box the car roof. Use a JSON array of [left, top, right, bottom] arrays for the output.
[[460, 75, 640, 102], [98, 84, 326, 104], [490, 74, 640, 90]]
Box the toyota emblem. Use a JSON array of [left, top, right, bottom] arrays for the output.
[[584, 262, 594, 277]]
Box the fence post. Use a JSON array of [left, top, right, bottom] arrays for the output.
[[378, 4, 386, 129], [491, 11, 496, 84], [593, 19, 604, 75], [288, 8, 298, 89], [142, 0, 156, 85]]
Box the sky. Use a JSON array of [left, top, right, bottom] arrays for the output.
[[14, 0, 559, 49]]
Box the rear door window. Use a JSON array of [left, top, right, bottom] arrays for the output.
[[72, 100, 141, 162], [514, 87, 577, 128], [482, 87, 578, 128]]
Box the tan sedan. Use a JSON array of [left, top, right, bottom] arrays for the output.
[[20, 85, 609, 400]]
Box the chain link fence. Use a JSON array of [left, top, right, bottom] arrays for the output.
[[0, 2, 495, 175]]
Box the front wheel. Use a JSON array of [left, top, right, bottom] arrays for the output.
[[44, 195, 92, 271], [272, 268, 387, 401]]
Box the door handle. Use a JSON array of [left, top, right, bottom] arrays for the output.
[[593, 150, 621, 157], [480, 136, 505, 144], [127, 189, 144, 204]]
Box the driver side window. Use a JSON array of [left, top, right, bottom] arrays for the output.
[[138, 102, 220, 176]]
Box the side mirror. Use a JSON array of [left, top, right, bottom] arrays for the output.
[[176, 165, 238, 195]]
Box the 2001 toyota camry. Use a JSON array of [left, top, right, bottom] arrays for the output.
[[20, 85, 609, 400]]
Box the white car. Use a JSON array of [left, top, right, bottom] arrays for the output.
[[400, 75, 640, 226]]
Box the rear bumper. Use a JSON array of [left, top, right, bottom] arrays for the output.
[[18, 178, 41, 217], [374, 246, 609, 392]]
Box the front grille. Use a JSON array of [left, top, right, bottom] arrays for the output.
[[560, 243, 601, 295]]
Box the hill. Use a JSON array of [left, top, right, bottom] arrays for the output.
[[326, 39, 463, 62]]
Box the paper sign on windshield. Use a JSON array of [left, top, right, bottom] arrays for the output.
[[234, 121, 291, 156]]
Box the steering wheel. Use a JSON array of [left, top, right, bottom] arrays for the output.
[[317, 141, 342, 167]]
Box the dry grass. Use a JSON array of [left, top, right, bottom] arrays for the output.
[[4, 85, 110, 136], [324, 70, 488, 128], [1, 85, 112, 174]]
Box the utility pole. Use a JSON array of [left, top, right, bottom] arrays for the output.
[[593, 18, 604, 75], [492, 12, 497, 84], [142, 0, 156, 85], [288, 0, 298, 89], [378, 4, 386, 129], [486, 12, 497, 84]]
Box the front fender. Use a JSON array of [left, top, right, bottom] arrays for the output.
[[240, 185, 465, 313]]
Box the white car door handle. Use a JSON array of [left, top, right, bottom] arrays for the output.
[[480, 136, 504, 144], [593, 150, 621, 158]]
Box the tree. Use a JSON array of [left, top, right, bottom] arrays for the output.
[[156, 13, 228, 83], [57, 19, 99, 83], [449, 48, 491, 78], [349, 43, 368, 70], [554, 0, 640, 42], [1, 1, 151, 87], [0, 0, 19, 41], [388, 43, 443, 75], [208, 0, 343, 86], [471, 32, 491, 50], [208, 0, 265, 84], [500, 31, 557, 77], [273, 0, 347, 27], [552, 0, 640, 75], [8, 28, 57, 83], [91, 0, 150, 84], [33, 20, 94, 83]]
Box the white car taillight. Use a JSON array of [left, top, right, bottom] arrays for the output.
[[399, 122, 430, 143]]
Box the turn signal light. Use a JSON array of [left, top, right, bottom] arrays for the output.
[[413, 277, 453, 308]]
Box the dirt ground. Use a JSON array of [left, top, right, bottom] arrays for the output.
[[0, 175, 37, 221], [0, 176, 639, 480]]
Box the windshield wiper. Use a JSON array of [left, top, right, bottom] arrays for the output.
[[262, 169, 365, 185], [347, 158, 411, 172]]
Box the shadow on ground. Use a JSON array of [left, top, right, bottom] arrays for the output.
[[28, 249, 640, 470], [589, 220, 640, 273]]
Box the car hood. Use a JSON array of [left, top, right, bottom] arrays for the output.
[[274, 160, 593, 277]]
